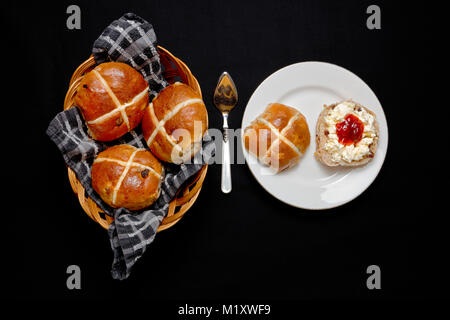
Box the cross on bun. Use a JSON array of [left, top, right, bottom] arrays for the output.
[[91, 145, 164, 211], [315, 100, 379, 167], [75, 62, 149, 141], [142, 83, 208, 163], [244, 103, 310, 173]]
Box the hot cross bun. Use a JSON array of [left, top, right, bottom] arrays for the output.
[[142, 83, 207, 163], [91, 145, 163, 210], [243, 103, 310, 173], [75, 62, 149, 141]]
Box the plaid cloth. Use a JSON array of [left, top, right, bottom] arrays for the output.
[[93, 12, 168, 97], [46, 13, 215, 280]]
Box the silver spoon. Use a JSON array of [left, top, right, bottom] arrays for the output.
[[213, 72, 238, 194]]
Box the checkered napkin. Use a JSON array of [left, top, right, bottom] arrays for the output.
[[46, 13, 215, 280], [93, 12, 168, 97]]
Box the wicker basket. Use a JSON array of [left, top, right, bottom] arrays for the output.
[[63, 46, 208, 231]]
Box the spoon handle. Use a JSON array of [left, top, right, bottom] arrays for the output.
[[221, 115, 232, 193]]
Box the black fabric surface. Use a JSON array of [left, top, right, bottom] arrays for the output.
[[3, 0, 444, 305]]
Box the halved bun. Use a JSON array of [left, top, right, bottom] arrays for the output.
[[315, 100, 379, 167]]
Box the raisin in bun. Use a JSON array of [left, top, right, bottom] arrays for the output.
[[315, 100, 379, 166], [142, 83, 208, 163], [243, 103, 310, 173], [91, 145, 163, 211], [75, 62, 149, 141]]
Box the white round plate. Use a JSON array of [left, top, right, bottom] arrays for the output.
[[241, 61, 388, 210]]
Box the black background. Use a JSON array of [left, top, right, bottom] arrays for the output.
[[2, 0, 445, 305]]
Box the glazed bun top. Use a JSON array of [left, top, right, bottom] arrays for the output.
[[91, 144, 164, 211], [244, 103, 310, 172], [75, 62, 149, 141], [142, 82, 208, 163]]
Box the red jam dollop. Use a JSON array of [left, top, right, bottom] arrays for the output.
[[336, 114, 364, 146]]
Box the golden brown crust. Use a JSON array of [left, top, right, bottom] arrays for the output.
[[91, 145, 163, 211], [244, 121, 273, 158], [243, 103, 310, 173], [142, 83, 208, 163], [261, 103, 299, 131], [75, 62, 149, 142]]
